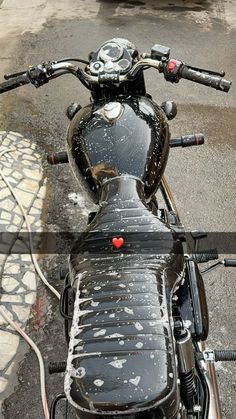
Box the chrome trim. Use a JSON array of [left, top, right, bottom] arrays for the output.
[[160, 176, 180, 218], [50, 58, 161, 85], [128, 58, 161, 77], [94, 102, 124, 122], [176, 329, 195, 373], [52, 62, 77, 73]]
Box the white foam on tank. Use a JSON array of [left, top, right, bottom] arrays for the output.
[[94, 379, 104, 387], [109, 359, 127, 369], [129, 376, 141, 386]]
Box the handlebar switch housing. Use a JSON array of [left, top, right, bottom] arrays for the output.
[[151, 44, 170, 60], [163, 59, 183, 83], [27, 63, 51, 87], [98, 72, 120, 84]]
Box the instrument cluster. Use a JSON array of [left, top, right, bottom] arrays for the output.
[[89, 39, 133, 75]]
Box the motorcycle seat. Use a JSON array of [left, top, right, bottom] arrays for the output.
[[65, 176, 184, 418]]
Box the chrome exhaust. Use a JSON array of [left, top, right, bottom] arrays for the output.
[[198, 342, 222, 419]]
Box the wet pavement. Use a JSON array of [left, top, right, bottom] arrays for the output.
[[0, 130, 48, 406], [0, 0, 236, 418]]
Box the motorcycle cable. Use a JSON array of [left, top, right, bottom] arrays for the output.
[[201, 261, 222, 274], [0, 148, 61, 419], [201, 259, 236, 274], [54, 57, 89, 65]]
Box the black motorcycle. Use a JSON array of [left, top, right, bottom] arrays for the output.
[[1, 38, 236, 419]]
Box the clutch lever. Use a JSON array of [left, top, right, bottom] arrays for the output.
[[4, 70, 27, 80], [184, 64, 225, 78]]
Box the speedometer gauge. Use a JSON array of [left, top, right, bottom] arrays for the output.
[[118, 59, 131, 72], [99, 42, 123, 62]]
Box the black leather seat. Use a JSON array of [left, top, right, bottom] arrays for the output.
[[65, 176, 184, 419]]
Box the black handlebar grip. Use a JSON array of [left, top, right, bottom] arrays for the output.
[[194, 248, 218, 263], [182, 133, 204, 146], [170, 133, 204, 148], [0, 74, 30, 94], [180, 66, 232, 92], [224, 259, 236, 267], [47, 151, 69, 165]]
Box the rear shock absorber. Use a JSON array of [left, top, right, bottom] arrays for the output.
[[176, 326, 197, 410]]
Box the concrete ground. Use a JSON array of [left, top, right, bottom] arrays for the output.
[[0, 0, 235, 418]]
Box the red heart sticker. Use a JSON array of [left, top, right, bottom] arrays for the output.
[[112, 237, 124, 249]]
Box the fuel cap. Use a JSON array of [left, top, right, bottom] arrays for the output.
[[95, 102, 124, 122]]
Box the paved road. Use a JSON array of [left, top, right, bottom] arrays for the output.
[[0, 0, 235, 418]]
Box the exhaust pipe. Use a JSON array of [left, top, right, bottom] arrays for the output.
[[198, 342, 222, 419]]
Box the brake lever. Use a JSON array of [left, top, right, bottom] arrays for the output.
[[4, 70, 27, 80], [184, 64, 225, 77]]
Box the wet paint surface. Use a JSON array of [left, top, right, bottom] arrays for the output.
[[67, 97, 169, 198], [0, 0, 235, 418]]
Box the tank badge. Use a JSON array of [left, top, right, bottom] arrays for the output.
[[95, 102, 124, 122], [112, 237, 124, 249]]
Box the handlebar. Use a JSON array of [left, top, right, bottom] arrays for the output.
[[162, 59, 232, 92], [0, 55, 232, 94], [179, 65, 231, 92], [224, 259, 236, 267], [0, 74, 30, 94]]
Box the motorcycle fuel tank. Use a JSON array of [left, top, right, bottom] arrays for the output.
[[66, 96, 170, 201]]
